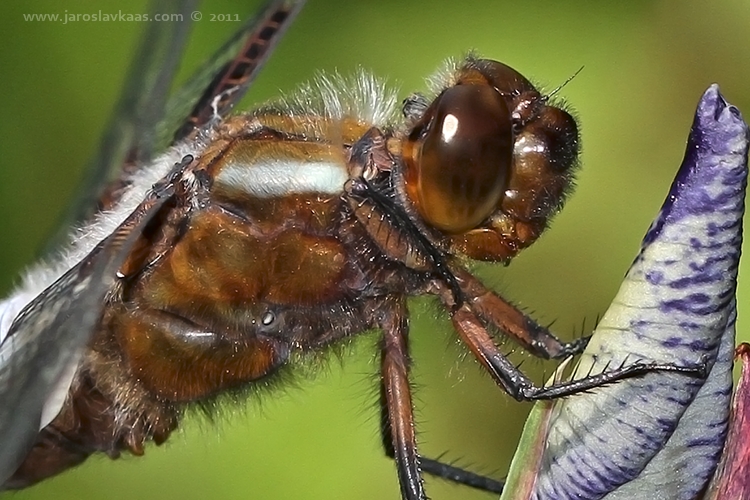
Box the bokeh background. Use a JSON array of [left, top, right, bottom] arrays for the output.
[[1, 1, 749, 499]]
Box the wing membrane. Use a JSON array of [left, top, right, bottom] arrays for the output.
[[0, 193, 170, 486], [171, 0, 306, 141], [45, 0, 304, 253], [44, 0, 197, 250]]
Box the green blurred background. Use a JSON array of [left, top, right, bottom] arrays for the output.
[[1, 1, 749, 499]]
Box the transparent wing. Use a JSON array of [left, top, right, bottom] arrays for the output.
[[47, 0, 197, 244], [170, 0, 305, 142], [0, 192, 170, 486], [50, 0, 304, 247]]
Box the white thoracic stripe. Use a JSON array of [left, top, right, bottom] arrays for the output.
[[216, 160, 348, 197]]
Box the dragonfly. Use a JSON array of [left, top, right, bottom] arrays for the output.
[[0, 1, 707, 498]]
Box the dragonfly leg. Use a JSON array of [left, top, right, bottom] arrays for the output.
[[378, 381, 504, 494], [449, 268, 590, 360], [379, 298, 426, 500], [450, 303, 707, 401]]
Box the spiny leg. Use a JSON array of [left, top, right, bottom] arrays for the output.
[[379, 298, 505, 497], [379, 298, 425, 500], [450, 303, 707, 401], [449, 268, 589, 360], [378, 381, 504, 494]]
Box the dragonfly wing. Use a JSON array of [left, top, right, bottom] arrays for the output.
[[170, 0, 306, 142], [44, 0, 197, 250], [0, 191, 170, 486]]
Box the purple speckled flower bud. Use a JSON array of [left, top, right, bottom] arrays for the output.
[[501, 85, 749, 500]]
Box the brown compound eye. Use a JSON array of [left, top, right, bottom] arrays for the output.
[[402, 83, 513, 234]]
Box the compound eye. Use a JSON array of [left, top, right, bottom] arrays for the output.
[[403, 84, 512, 233]]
